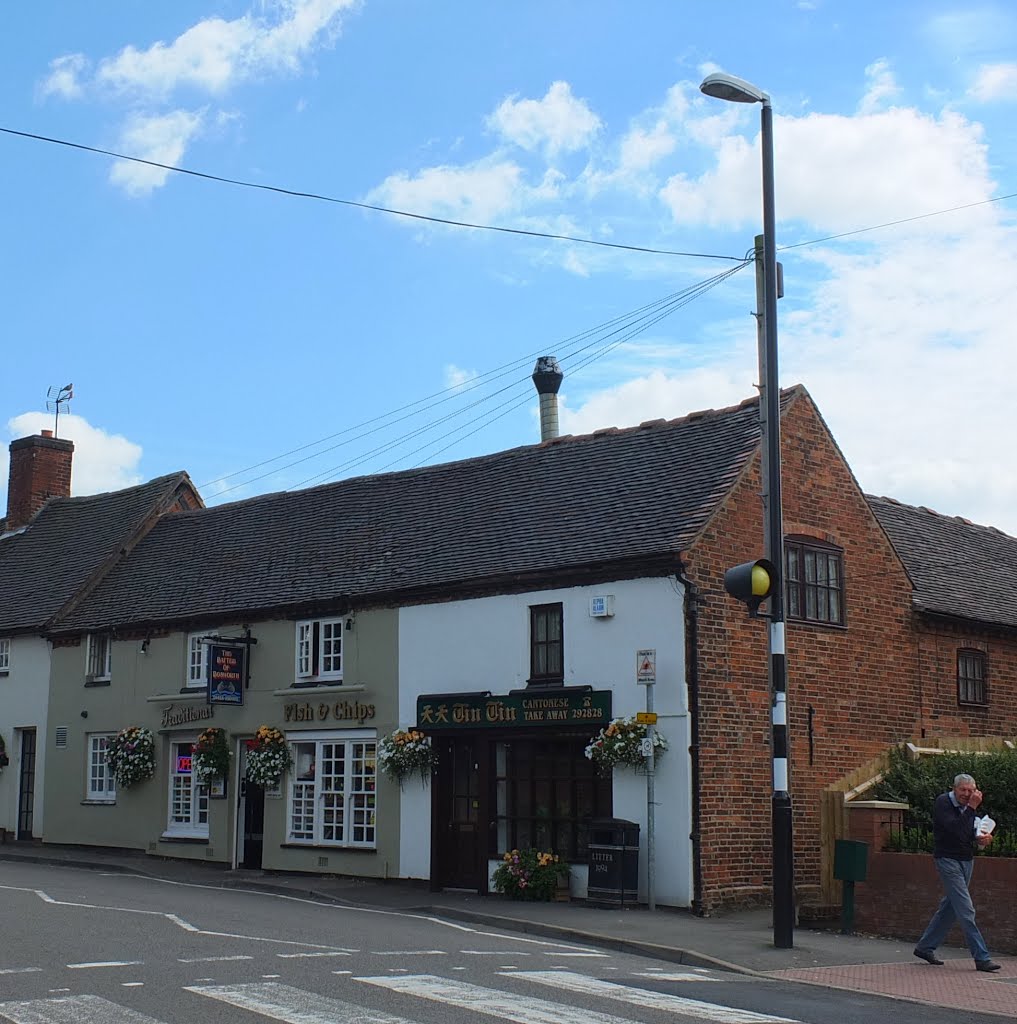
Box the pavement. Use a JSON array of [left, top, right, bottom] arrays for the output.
[[1, 841, 1014, 1019]]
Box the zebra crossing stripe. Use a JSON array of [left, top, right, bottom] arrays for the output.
[[358, 974, 642, 1024], [511, 971, 802, 1024], [184, 981, 414, 1024], [0, 994, 165, 1024]]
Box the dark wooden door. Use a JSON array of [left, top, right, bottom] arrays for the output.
[[18, 729, 36, 840], [433, 737, 485, 891], [241, 779, 265, 869]]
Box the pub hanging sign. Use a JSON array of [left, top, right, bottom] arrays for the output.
[[207, 643, 245, 706], [416, 689, 612, 729]]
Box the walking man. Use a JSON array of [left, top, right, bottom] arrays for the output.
[[914, 772, 1000, 971]]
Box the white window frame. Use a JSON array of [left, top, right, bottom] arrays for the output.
[[286, 730, 377, 848], [86, 733, 116, 802], [0, 637, 9, 674], [86, 633, 111, 681], [164, 737, 209, 839], [295, 618, 345, 682], [186, 632, 211, 689]]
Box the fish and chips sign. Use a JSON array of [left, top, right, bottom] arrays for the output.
[[207, 643, 245, 706]]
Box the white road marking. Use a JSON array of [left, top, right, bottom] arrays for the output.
[[121, 983, 144, 988], [513, 971, 802, 1024], [0, 994, 166, 1024], [360, 974, 653, 1024], [632, 969, 718, 982], [178, 955, 254, 963], [461, 950, 531, 956], [0, 968, 42, 975], [370, 949, 447, 955], [186, 981, 414, 1024], [541, 951, 608, 958], [67, 961, 143, 969], [276, 950, 351, 958]]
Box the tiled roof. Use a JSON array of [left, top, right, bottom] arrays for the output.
[[0, 473, 194, 633], [55, 390, 799, 632], [867, 495, 1017, 629]]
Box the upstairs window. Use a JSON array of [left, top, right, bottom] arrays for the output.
[[86, 634, 112, 682], [785, 538, 845, 626], [958, 650, 987, 706], [187, 633, 209, 689], [0, 637, 9, 675], [529, 603, 564, 685], [295, 618, 345, 683]]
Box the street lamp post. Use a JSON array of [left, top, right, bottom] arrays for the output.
[[700, 71, 794, 949]]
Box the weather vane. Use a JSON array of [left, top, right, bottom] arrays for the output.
[[46, 383, 74, 437]]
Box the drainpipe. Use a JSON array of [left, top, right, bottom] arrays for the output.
[[678, 565, 704, 915], [531, 356, 563, 442]]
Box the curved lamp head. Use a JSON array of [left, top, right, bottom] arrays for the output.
[[700, 72, 769, 105]]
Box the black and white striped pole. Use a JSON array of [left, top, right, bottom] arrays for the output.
[[705, 70, 795, 950]]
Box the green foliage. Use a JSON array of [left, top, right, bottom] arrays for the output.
[[873, 746, 1017, 857], [492, 849, 571, 901]]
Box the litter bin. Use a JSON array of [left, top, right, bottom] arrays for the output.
[[833, 839, 869, 934], [587, 818, 639, 906]]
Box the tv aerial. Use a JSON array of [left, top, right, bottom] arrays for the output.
[[46, 383, 74, 437]]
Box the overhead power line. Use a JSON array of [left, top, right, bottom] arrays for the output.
[[0, 126, 742, 262]]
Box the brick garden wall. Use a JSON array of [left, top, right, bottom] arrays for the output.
[[685, 391, 920, 912]]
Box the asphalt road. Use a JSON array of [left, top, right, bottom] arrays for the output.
[[0, 862, 1006, 1024]]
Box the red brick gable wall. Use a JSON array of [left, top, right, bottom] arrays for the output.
[[684, 391, 918, 911]]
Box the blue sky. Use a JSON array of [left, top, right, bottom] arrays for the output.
[[3, 2, 1017, 532]]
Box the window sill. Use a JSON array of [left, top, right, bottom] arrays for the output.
[[785, 618, 848, 632], [160, 833, 210, 844], [81, 798, 116, 806], [272, 683, 366, 696], [146, 690, 209, 703], [280, 842, 376, 852], [526, 678, 565, 688], [84, 678, 112, 687], [958, 701, 989, 709]]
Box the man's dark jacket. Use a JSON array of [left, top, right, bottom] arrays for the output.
[[932, 792, 978, 861]]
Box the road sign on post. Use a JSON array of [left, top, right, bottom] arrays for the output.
[[636, 649, 656, 685]]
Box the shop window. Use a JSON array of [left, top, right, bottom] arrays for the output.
[[958, 649, 987, 706], [165, 740, 209, 838], [492, 737, 611, 861], [785, 538, 845, 626], [295, 618, 345, 683], [287, 734, 376, 847], [529, 604, 563, 685], [86, 733, 116, 802], [186, 632, 210, 688], [86, 633, 112, 683]]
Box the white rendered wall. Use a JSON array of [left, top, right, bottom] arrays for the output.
[[0, 635, 50, 836], [398, 576, 693, 907]]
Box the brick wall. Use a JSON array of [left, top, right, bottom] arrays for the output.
[[6, 433, 74, 529], [853, 851, 1017, 955], [686, 391, 920, 911]]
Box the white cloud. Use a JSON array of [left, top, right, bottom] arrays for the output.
[[444, 364, 478, 389], [2, 413, 143, 500], [858, 58, 900, 114], [38, 54, 89, 100], [367, 159, 527, 224], [92, 0, 357, 99], [487, 81, 601, 157], [109, 110, 206, 196], [968, 62, 1017, 101]]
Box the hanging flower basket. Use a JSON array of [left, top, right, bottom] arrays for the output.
[[378, 728, 437, 785], [105, 726, 156, 788], [585, 716, 667, 774], [245, 726, 292, 786], [193, 727, 231, 782]]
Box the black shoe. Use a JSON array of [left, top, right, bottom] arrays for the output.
[[913, 948, 944, 966], [975, 960, 1002, 972]]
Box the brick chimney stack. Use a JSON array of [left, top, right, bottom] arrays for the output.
[[5, 431, 74, 530]]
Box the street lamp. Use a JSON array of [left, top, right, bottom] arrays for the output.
[[700, 71, 794, 950]]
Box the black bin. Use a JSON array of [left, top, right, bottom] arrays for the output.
[[587, 817, 640, 906], [833, 839, 869, 883]]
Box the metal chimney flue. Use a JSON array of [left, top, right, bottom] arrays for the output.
[[532, 356, 563, 442]]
